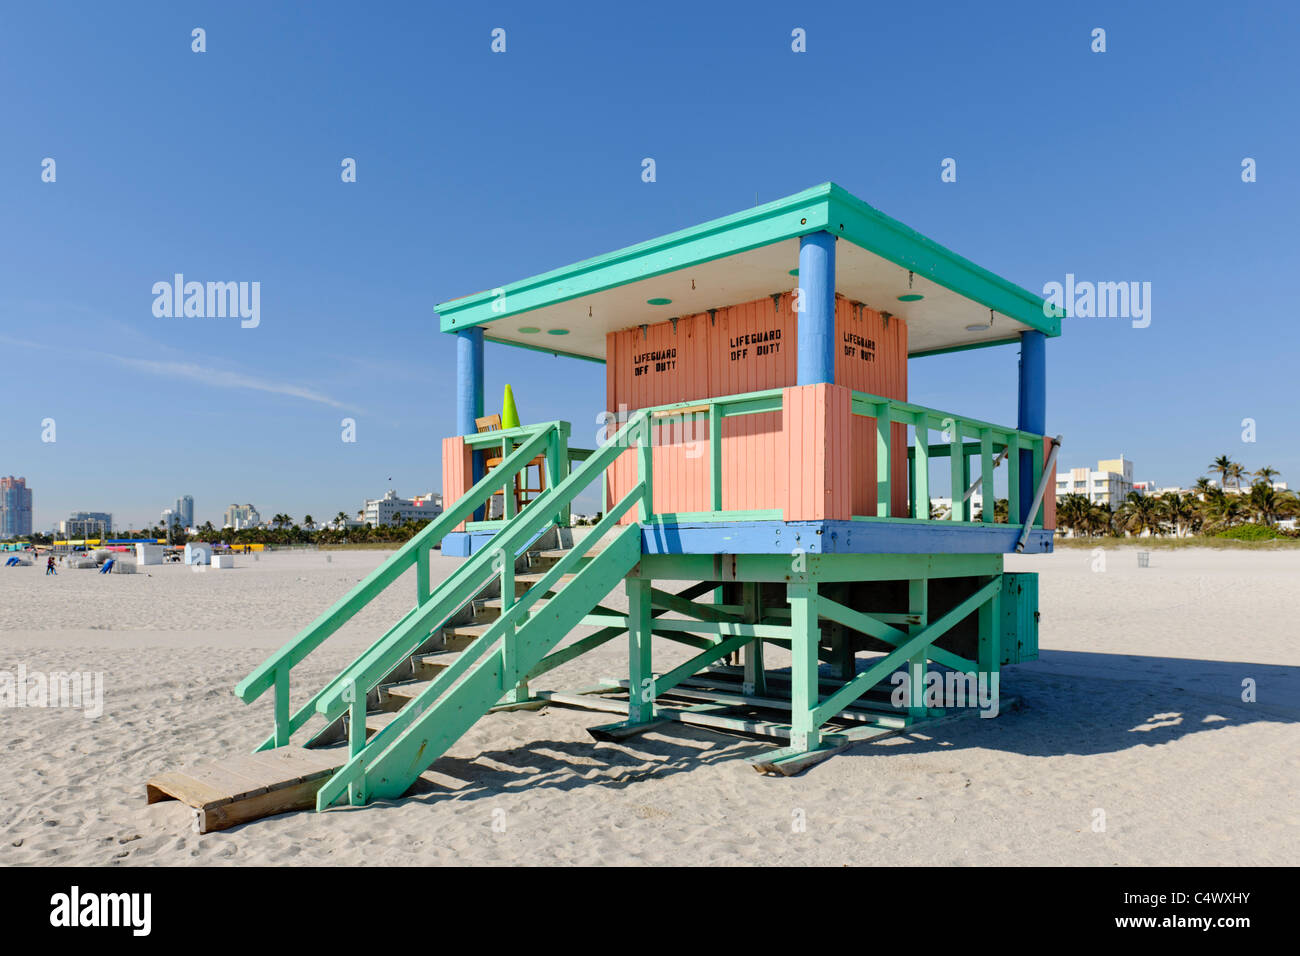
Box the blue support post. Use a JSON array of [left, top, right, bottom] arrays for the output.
[[457, 327, 486, 520], [796, 231, 836, 386], [1017, 330, 1046, 523]]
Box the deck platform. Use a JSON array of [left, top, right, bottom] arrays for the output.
[[146, 746, 344, 833]]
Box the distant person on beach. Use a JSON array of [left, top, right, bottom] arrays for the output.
[[46, 555, 57, 575]]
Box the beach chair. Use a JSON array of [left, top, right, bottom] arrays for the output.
[[476, 414, 547, 516]]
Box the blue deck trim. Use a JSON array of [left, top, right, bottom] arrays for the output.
[[447, 520, 1054, 557], [640, 519, 1054, 555]]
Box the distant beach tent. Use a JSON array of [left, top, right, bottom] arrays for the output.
[[185, 543, 213, 566]]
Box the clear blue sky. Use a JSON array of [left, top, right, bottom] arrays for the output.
[[2, 1, 1296, 530]]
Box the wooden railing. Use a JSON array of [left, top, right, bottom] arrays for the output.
[[601, 385, 1051, 528]]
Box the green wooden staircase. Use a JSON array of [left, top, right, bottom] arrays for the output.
[[231, 412, 651, 812]]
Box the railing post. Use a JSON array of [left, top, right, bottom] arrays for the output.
[[1007, 433, 1021, 523], [503, 437, 517, 522], [273, 667, 290, 747], [876, 402, 892, 517], [637, 416, 653, 521], [980, 428, 995, 524], [550, 422, 568, 528], [949, 420, 965, 521], [913, 412, 930, 520], [708, 403, 723, 512], [347, 678, 367, 805], [416, 545, 429, 604], [1032, 439, 1046, 528], [499, 543, 526, 702]]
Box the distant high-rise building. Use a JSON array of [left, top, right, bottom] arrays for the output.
[[61, 511, 113, 538], [1055, 456, 1139, 506], [223, 503, 261, 530], [0, 476, 33, 539], [174, 495, 194, 528], [363, 490, 443, 527]]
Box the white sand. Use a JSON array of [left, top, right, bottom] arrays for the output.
[[1, 546, 1296, 866]]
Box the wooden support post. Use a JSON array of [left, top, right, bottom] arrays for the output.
[[978, 574, 1002, 679], [829, 616, 854, 681], [789, 581, 822, 753], [741, 582, 766, 696], [907, 579, 929, 719], [627, 576, 654, 723]]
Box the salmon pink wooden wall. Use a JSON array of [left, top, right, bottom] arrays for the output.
[[604, 293, 909, 521], [441, 436, 472, 532]]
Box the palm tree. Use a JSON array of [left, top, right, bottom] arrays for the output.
[[1225, 463, 1247, 493], [303, 515, 315, 531], [334, 511, 348, 527], [1056, 493, 1091, 537], [1115, 492, 1162, 537], [1192, 476, 1213, 498], [1246, 482, 1282, 526], [1200, 489, 1242, 531], [1082, 502, 1114, 537], [1254, 466, 1280, 486], [1209, 455, 1234, 492], [1159, 492, 1196, 538]]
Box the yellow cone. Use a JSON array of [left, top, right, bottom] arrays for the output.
[[501, 384, 521, 429]]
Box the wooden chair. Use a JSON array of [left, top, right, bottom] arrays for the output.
[[475, 415, 547, 517]]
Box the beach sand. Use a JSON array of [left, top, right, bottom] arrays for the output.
[[1, 546, 1296, 866]]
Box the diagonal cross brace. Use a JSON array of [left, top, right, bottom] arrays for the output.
[[811, 577, 1001, 726], [817, 596, 977, 674]]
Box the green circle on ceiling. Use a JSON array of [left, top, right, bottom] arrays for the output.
[[517, 326, 540, 334], [897, 294, 924, 302], [546, 328, 570, 335], [646, 297, 672, 306]]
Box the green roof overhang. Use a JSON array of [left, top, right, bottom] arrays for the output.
[[435, 183, 1059, 359]]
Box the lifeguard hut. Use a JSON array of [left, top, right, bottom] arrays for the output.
[[147, 184, 1061, 831]]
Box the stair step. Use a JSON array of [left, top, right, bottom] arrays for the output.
[[515, 571, 576, 589], [384, 679, 435, 704], [364, 710, 402, 735], [441, 628, 482, 650], [412, 652, 455, 678], [482, 594, 552, 611]]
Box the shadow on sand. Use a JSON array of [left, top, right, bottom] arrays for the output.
[[319, 650, 1296, 810]]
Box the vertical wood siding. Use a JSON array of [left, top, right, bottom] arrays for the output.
[[440, 436, 472, 531], [603, 293, 908, 520]]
